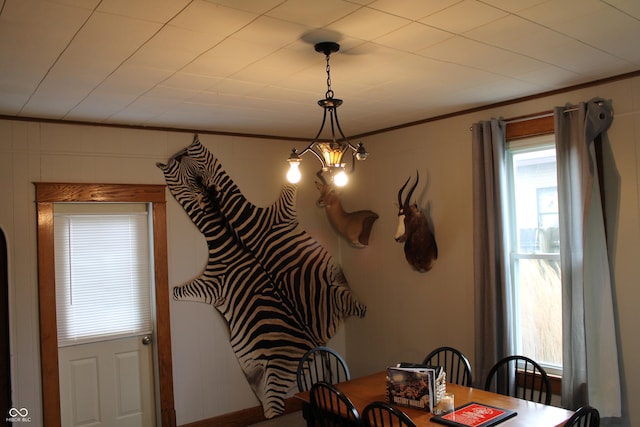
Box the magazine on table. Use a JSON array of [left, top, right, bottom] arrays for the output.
[[386, 363, 445, 412], [431, 402, 517, 427]]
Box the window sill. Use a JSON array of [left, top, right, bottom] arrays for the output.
[[516, 370, 562, 396]]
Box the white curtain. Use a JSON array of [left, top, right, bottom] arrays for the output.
[[555, 98, 622, 418]]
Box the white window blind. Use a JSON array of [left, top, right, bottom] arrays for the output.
[[54, 204, 153, 347]]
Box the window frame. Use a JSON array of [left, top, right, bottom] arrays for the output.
[[505, 137, 562, 374], [504, 115, 563, 393], [35, 183, 176, 427]]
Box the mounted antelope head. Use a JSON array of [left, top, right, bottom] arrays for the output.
[[315, 173, 378, 248], [395, 172, 438, 272]]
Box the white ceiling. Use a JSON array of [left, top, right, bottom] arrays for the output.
[[1, 0, 639, 139]]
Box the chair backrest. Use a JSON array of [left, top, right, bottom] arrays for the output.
[[422, 346, 473, 387], [309, 381, 360, 427], [361, 401, 417, 427], [484, 355, 552, 405], [564, 406, 600, 427], [297, 346, 351, 392]]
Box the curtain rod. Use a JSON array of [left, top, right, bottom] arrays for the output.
[[472, 100, 605, 129]]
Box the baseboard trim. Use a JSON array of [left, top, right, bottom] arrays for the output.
[[180, 397, 303, 427]]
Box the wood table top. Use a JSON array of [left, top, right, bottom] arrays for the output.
[[294, 371, 574, 426]]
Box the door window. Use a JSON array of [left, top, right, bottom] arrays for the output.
[[54, 204, 153, 346]]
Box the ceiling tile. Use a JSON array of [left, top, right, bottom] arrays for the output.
[[419, 0, 508, 33], [521, 1, 640, 63], [181, 38, 271, 77], [514, 66, 584, 88], [231, 15, 308, 46], [603, 0, 640, 18], [369, 0, 463, 20], [160, 72, 222, 92], [170, 1, 259, 36], [126, 26, 224, 70], [202, 0, 285, 14], [374, 22, 453, 52], [0, 1, 94, 103], [463, 14, 630, 74], [418, 36, 548, 77], [213, 78, 277, 98], [478, 0, 549, 13], [326, 7, 411, 40], [516, 0, 606, 26], [97, 0, 191, 22], [231, 47, 316, 87], [20, 12, 162, 116], [267, 0, 362, 27]]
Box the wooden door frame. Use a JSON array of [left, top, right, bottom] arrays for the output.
[[35, 183, 176, 427], [1, 228, 10, 424]]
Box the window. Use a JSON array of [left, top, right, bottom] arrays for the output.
[[505, 133, 562, 375], [54, 203, 153, 346]]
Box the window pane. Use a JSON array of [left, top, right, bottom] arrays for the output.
[[513, 257, 562, 367], [54, 206, 152, 347], [512, 149, 559, 254]]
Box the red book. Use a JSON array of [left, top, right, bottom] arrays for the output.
[[432, 402, 517, 427]]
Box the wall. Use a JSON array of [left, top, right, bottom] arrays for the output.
[[1, 75, 638, 426], [345, 76, 640, 426], [0, 124, 348, 425]]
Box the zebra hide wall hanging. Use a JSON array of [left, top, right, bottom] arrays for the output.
[[157, 135, 366, 419]]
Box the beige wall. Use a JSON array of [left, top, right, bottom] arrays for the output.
[[1, 75, 638, 426], [347, 75, 640, 426]]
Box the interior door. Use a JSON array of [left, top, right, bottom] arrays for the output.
[[54, 203, 156, 427], [59, 336, 155, 427]]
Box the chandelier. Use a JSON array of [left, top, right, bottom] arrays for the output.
[[286, 42, 368, 187]]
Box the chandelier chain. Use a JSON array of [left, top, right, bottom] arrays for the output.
[[325, 52, 334, 99]]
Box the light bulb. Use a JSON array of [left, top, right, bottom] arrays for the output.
[[286, 162, 301, 184], [333, 170, 348, 187]]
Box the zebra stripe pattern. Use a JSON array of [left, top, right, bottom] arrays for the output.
[[157, 135, 366, 418]]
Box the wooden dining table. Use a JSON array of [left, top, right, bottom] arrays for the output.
[[294, 371, 574, 426]]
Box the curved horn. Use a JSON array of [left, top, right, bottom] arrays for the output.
[[398, 176, 411, 208], [403, 171, 420, 207]]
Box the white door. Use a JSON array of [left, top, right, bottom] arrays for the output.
[[54, 204, 156, 427], [59, 336, 155, 427]]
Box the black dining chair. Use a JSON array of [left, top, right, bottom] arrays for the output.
[[309, 381, 360, 427], [297, 346, 351, 391], [422, 346, 473, 387], [564, 406, 600, 427], [297, 347, 351, 426], [361, 401, 416, 427], [484, 355, 552, 405]]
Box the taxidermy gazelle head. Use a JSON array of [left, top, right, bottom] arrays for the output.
[[395, 171, 438, 272], [316, 172, 378, 248]]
